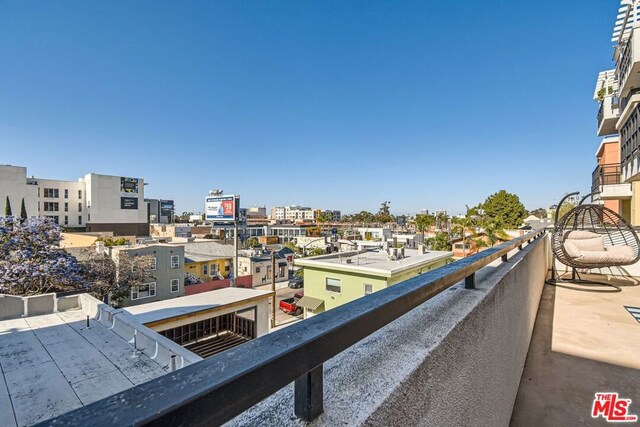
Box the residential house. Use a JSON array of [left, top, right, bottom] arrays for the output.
[[180, 241, 235, 283], [295, 247, 453, 317], [237, 247, 294, 288]]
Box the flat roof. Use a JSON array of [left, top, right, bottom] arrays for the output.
[[123, 288, 273, 325], [296, 249, 453, 278], [0, 310, 167, 427]]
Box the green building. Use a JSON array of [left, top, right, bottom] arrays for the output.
[[295, 247, 453, 316]]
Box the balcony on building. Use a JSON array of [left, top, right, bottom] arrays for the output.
[[10, 229, 638, 427], [615, 25, 640, 99], [597, 96, 620, 136], [595, 70, 620, 136], [592, 162, 632, 200]]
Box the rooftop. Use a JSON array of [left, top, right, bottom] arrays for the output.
[[295, 248, 453, 277], [0, 309, 167, 427], [123, 288, 273, 326], [180, 241, 235, 262]]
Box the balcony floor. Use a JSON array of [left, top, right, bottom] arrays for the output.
[[511, 273, 640, 426]]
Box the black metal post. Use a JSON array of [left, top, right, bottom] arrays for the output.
[[501, 254, 508, 262], [464, 273, 475, 289], [294, 365, 323, 422]]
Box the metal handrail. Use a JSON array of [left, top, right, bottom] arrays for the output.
[[42, 229, 546, 427]]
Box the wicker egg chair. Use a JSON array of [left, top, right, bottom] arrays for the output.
[[548, 202, 640, 290]]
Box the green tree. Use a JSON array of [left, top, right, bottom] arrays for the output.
[[529, 208, 547, 219], [307, 248, 326, 257], [426, 232, 451, 251], [284, 241, 302, 254], [245, 237, 260, 248], [20, 198, 27, 219], [414, 214, 435, 240], [482, 190, 526, 229], [482, 220, 510, 247], [435, 211, 449, 231], [451, 206, 478, 257], [5, 196, 12, 216], [353, 211, 376, 226], [376, 201, 394, 224]]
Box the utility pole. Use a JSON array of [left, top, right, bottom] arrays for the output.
[[271, 250, 276, 328], [233, 219, 238, 286]]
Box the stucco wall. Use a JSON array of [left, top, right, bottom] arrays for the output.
[[303, 257, 451, 315], [228, 234, 549, 426]]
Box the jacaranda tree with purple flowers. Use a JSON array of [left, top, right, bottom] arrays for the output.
[[0, 217, 83, 295]]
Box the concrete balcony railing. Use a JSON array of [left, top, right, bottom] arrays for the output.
[[35, 229, 640, 426], [597, 96, 620, 137], [592, 163, 632, 200], [617, 27, 640, 99]]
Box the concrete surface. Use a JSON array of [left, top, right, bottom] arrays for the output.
[[511, 275, 640, 426], [227, 234, 548, 426], [0, 310, 168, 426]]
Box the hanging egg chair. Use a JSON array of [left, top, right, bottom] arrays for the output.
[[552, 204, 640, 269], [547, 191, 640, 291]]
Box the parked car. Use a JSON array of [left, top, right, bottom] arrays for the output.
[[288, 276, 303, 289], [279, 291, 304, 316]]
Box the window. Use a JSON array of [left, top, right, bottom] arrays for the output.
[[256, 267, 261, 273], [88, 214, 90, 221], [202, 264, 208, 275], [64, 216, 68, 225], [364, 284, 373, 295], [131, 282, 156, 300], [210, 264, 217, 275], [78, 216, 82, 225], [78, 203, 82, 212], [225, 265, 230, 271], [78, 190, 82, 199], [170, 279, 180, 293], [150, 257, 156, 270], [326, 278, 341, 293], [43, 188, 59, 198], [64, 202, 68, 212], [170, 255, 180, 268], [44, 202, 59, 211], [64, 189, 68, 199]]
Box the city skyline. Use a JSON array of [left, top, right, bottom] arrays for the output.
[[0, 1, 615, 213]]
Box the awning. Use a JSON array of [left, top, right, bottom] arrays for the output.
[[296, 296, 324, 311], [278, 261, 288, 267]]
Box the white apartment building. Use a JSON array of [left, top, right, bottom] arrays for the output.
[[589, 1, 640, 225], [269, 205, 341, 222], [0, 165, 149, 235]]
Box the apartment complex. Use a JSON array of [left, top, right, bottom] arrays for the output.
[[591, 1, 640, 224], [0, 165, 149, 235], [269, 205, 341, 222]]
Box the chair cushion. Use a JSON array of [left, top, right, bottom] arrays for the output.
[[563, 230, 601, 240], [563, 235, 605, 253], [564, 245, 635, 264]]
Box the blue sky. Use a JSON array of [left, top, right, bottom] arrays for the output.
[[0, 1, 619, 215]]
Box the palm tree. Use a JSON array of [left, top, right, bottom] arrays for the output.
[[414, 214, 435, 242], [436, 212, 449, 232], [482, 220, 510, 247], [426, 232, 451, 251]]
